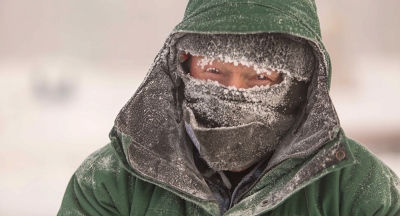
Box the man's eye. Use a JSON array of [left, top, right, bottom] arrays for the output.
[[257, 74, 267, 80], [206, 68, 220, 74]]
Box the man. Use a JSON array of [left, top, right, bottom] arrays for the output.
[[58, 0, 400, 215]]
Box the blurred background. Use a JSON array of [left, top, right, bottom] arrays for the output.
[[0, 0, 399, 215]]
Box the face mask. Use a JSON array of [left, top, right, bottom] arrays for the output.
[[178, 33, 314, 171], [182, 75, 301, 171]]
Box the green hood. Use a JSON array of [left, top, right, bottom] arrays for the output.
[[111, 0, 340, 214], [174, 0, 333, 86]]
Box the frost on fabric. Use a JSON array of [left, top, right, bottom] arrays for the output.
[[394, 174, 400, 195], [75, 148, 120, 189], [264, 40, 340, 169], [112, 31, 340, 207], [242, 143, 347, 215], [176, 33, 313, 128], [61, 209, 86, 216], [175, 33, 318, 171], [176, 33, 315, 81], [180, 67, 298, 170], [182, 73, 295, 127], [184, 107, 293, 171]]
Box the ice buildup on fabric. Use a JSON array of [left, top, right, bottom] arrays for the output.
[[176, 33, 315, 81], [175, 33, 316, 171]]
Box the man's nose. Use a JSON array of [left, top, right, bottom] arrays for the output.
[[227, 76, 247, 89]]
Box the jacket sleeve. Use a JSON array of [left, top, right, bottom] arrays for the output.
[[339, 139, 400, 216], [57, 145, 134, 216]]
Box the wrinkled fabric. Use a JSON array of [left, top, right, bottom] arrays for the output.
[[189, 141, 272, 214], [58, 136, 400, 216], [184, 106, 292, 171], [181, 60, 303, 171], [58, 0, 400, 215]]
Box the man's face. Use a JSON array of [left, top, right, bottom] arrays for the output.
[[189, 56, 283, 89]]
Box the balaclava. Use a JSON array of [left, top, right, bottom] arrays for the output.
[[176, 34, 315, 171]]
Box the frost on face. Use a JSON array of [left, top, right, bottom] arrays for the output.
[[111, 31, 341, 205], [176, 33, 315, 171], [176, 33, 315, 81], [176, 33, 313, 128], [196, 55, 275, 77]]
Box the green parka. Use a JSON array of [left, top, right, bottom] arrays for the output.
[[58, 0, 400, 215]]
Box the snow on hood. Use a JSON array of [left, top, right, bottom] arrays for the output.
[[111, 0, 341, 205]]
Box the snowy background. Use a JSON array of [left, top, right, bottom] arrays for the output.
[[0, 1, 399, 215]]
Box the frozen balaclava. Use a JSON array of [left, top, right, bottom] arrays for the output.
[[176, 34, 315, 171]]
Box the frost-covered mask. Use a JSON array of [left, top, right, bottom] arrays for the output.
[[182, 74, 306, 171], [177, 34, 315, 171], [184, 74, 309, 127]]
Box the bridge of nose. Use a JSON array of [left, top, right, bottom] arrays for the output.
[[225, 68, 250, 88]]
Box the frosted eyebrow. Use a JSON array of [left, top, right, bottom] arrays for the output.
[[197, 57, 215, 69]]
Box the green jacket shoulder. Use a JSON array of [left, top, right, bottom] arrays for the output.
[[58, 144, 210, 216], [59, 139, 400, 216]]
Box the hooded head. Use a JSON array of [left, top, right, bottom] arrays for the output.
[[113, 0, 340, 207], [176, 33, 317, 171]]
